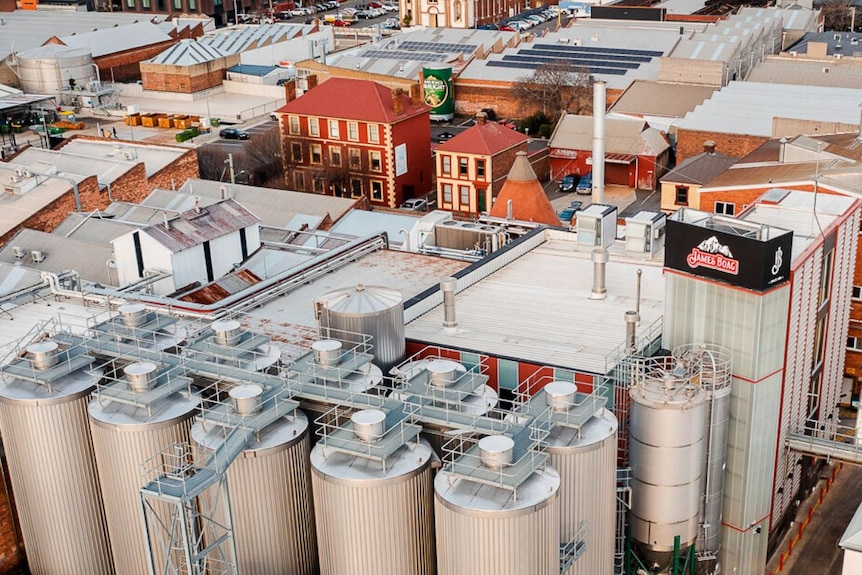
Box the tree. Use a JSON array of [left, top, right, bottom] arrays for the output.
[[511, 59, 593, 121], [821, 0, 854, 31], [197, 126, 287, 189]]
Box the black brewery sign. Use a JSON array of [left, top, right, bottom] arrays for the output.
[[665, 219, 793, 292]]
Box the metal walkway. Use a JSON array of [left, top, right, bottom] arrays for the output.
[[787, 428, 862, 466]]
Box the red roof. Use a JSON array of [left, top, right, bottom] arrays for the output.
[[276, 77, 429, 123], [489, 152, 559, 226], [436, 121, 528, 155]]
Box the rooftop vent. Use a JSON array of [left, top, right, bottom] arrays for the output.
[[544, 381, 577, 411], [27, 341, 59, 371], [229, 384, 263, 416], [212, 320, 242, 346], [427, 359, 460, 387], [11, 246, 25, 260], [31, 250, 45, 263], [351, 409, 386, 443], [478, 435, 514, 469], [312, 339, 343, 367], [124, 361, 158, 393], [118, 302, 149, 327]]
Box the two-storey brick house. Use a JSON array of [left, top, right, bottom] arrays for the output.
[[276, 77, 433, 209], [435, 113, 528, 217]]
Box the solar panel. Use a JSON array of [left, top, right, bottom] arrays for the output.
[[486, 61, 631, 75], [399, 41, 478, 53], [501, 54, 642, 70], [518, 48, 653, 63], [361, 49, 447, 62], [533, 43, 664, 57]]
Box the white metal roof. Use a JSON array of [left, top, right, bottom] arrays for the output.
[[405, 229, 665, 375], [199, 23, 315, 55], [56, 21, 172, 58], [840, 500, 862, 552], [0, 164, 82, 238], [677, 81, 862, 137], [148, 40, 228, 65], [329, 210, 420, 246], [0, 11, 168, 55], [0, 229, 114, 285], [44, 139, 188, 179]]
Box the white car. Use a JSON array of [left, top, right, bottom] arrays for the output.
[[383, 2, 398, 10]]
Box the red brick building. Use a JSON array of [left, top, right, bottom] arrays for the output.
[[276, 77, 433, 209], [435, 114, 528, 217]]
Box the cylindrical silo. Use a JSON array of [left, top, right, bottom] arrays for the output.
[[674, 343, 732, 563], [545, 389, 618, 575], [191, 405, 318, 575], [89, 362, 201, 575], [310, 421, 435, 575], [434, 438, 561, 575], [629, 357, 707, 570], [315, 284, 406, 372], [17, 44, 96, 95], [0, 340, 113, 575]]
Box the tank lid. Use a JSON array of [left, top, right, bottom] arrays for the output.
[[351, 409, 386, 442], [478, 435, 514, 469], [317, 284, 403, 315], [27, 340, 59, 371], [229, 384, 263, 416], [544, 381, 577, 411], [124, 361, 158, 393], [312, 339, 343, 367], [212, 319, 241, 333], [118, 302, 149, 327], [426, 359, 461, 387]]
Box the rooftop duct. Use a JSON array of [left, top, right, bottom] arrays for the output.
[[229, 384, 263, 416], [351, 409, 386, 443], [124, 362, 158, 393], [478, 435, 514, 469]]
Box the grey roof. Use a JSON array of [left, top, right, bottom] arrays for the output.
[[677, 81, 862, 137], [329, 210, 420, 245], [17, 44, 93, 60], [656, 0, 708, 15], [148, 40, 229, 65], [0, 164, 83, 238], [840, 500, 862, 552], [0, 228, 114, 285], [52, 213, 142, 245], [610, 80, 718, 118], [173, 179, 358, 228], [139, 198, 261, 252], [787, 31, 862, 56], [227, 64, 279, 76], [668, 39, 740, 61], [198, 23, 313, 55], [549, 113, 669, 156], [661, 151, 738, 185], [0, 11, 168, 55], [56, 21, 173, 58], [0, 263, 44, 299], [748, 56, 862, 88]]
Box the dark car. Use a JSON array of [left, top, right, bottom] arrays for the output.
[[576, 172, 592, 194], [559, 174, 580, 192], [557, 204, 582, 226], [220, 127, 250, 140]]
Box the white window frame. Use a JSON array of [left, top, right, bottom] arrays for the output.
[[715, 201, 735, 216], [368, 124, 379, 144], [309, 118, 320, 137], [848, 335, 862, 351], [288, 115, 300, 135], [347, 122, 359, 141], [328, 119, 339, 139]]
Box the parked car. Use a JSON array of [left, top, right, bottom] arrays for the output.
[[401, 198, 429, 212], [219, 127, 250, 140], [371, 6, 386, 16], [576, 172, 592, 194], [524, 15, 543, 25], [557, 206, 581, 226], [568, 200, 584, 211], [382, 2, 398, 10], [498, 24, 517, 31], [332, 18, 351, 25], [356, 9, 376, 18], [369, 1, 383, 7], [382, 16, 400, 28], [559, 174, 580, 192]]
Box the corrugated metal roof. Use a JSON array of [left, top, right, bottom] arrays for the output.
[[610, 80, 717, 118], [839, 501, 862, 552], [0, 164, 82, 238], [0, 264, 43, 299], [174, 179, 358, 228], [148, 39, 228, 65], [329, 210, 420, 244], [677, 81, 862, 137], [56, 21, 172, 58], [549, 113, 669, 156], [227, 64, 278, 76], [405, 230, 665, 375], [17, 44, 92, 60], [52, 213, 140, 245], [747, 57, 862, 89], [0, 229, 114, 285], [141, 198, 260, 252], [661, 151, 738, 185], [199, 23, 309, 55]]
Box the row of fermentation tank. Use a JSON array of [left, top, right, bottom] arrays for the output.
[[0, 284, 729, 575]]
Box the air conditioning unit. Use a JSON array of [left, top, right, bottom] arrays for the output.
[[31, 250, 45, 263], [789, 50, 797, 57], [14, 167, 24, 177], [8, 175, 18, 184], [21, 169, 31, 178], [834, 53, 843, 60], [11, 246, 25, 260]]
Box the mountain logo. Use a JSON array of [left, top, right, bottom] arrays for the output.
[[686, 236, 739, 275]]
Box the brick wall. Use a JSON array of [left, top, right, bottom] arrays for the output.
[[846, 233, 862, 389], [96, 40, 177, 83], [0, 62, 19, 90], [140, 57, 239, 93], [0, 175, 101, 248], [675, 128, 769, 163], [148, 149, 200, 193], [490, 143, 528, 184]]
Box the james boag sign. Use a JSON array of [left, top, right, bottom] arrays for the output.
[[665, 219, 793, 292]]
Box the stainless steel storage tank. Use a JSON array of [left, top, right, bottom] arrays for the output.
[[629, 357, 707, 568], [17, 44, 97, 95], [0, 340, 113, 575], [545, 396, 618, 575], [434, 442, 561, 575], [191, 407, 318, 575], [673, 343, 732, 563], [89, 362, 200, 575], [315, 284, 406, 372], [310, 419, 435, 575]]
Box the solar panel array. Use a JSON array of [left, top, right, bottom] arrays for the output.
[[399, 40, 478, 53], [361, 49, 447, 62], [486, 43, 664, 76]]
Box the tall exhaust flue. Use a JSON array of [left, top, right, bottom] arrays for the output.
[[441, 277, 458, 330], [590, 248, 608, 300], [592, 81, 606, 204]]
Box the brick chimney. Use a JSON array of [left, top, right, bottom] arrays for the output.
[[476, 111, 487, 125], [284, 78, 297, 102], [703, 140, 717, 154], [306, 74, 318, 91], [392, 88, 404, 115], [409, 83, 422, 108]]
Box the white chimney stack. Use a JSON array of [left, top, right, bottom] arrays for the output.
[[441, 277, 458, 330], [592, 81, 606, 205]]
